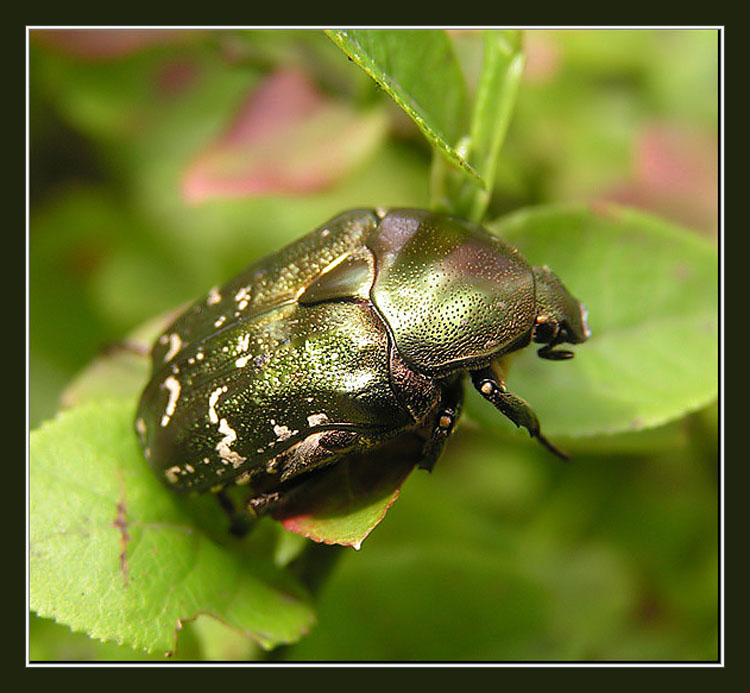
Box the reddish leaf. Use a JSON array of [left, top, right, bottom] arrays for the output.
[[31, 29, 192, 59], [272, 434, 424, 549], [183, 68, 387, 202], [605, 123, 718, 235]]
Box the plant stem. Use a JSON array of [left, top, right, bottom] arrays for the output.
[[262, 542, 346, 661]]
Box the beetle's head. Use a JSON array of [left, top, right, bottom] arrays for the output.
[[532, 266, 591, 360]]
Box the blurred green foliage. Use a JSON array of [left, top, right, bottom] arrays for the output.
[[29, 29, 718, 661]]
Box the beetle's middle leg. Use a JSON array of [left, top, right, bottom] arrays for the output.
[[418, 378, 464, 472], [470, 366, 569, 461]]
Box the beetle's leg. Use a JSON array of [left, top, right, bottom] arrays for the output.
[[248, 490, 284, 517], [470, 367, 569, 461], [216, 489, 258, 537], [244, 429, 362, 517], [276, 429, 361, 482], [418, 378, 465, 472]]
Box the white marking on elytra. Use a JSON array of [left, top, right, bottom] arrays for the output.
[[234, 286, 250, 310], [165, 466, 181, 484], [160, 376, 181, 427], [234, 333, 251, 367], [216, 418, 246, 468], [207, 286, 221, 305], [235, 471, 252, 486], [307, 412, 329, 427], [135, 417, 147, 440], [208, 386, 227, 424], [163, 333, 182, 362], [273, 423, 297, 441]]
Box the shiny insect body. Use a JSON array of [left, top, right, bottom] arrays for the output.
[[135, 208, 590, 517]]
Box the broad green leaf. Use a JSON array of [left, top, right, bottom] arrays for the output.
[[30, 400, 315, 655], [61, 310, 176, 409], [326, 29, 477, 182], [432, 30, 525, 221], [468, 203, 718, 438]]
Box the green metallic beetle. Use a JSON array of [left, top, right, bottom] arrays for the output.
[[135, 208, 590, 517]]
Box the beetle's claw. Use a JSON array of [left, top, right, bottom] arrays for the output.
[[534, 432, 571, 462], [537, 346, 575, 360]]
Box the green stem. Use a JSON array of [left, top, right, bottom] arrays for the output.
[[262, 542, 345, 661], [431, 30, 525, 222]]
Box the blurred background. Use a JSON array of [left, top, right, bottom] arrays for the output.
[[28, 28, 719, 661]]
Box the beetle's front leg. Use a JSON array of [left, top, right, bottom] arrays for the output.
[[418, 378, 464, 472], [470, 367, 569, 461]]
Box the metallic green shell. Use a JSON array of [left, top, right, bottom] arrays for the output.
[[368, 209, 536, 375], [136, 299, 412, 493], [135, 208, 543, 494], [136, 209, 414, 493]]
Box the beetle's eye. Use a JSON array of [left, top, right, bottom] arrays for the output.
[[533, 317, 558, 344]]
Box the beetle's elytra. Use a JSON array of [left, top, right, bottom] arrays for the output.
[[135, 208, 590, 517]]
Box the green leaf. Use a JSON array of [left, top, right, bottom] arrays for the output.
[[432, 30, 525, 221], [61, 310, 176, 409], [30, 400, 315, 655], [326, 29, 477, 182], [469, 203, 718, 438]]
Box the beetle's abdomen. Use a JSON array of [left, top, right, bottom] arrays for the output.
[[368, 209, 536, 374], [136, 300, 411, 493]]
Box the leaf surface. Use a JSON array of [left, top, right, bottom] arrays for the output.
[[30, 400, 315, 654], [327, 29, 476, 181], [467, 203, 719, 438]]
